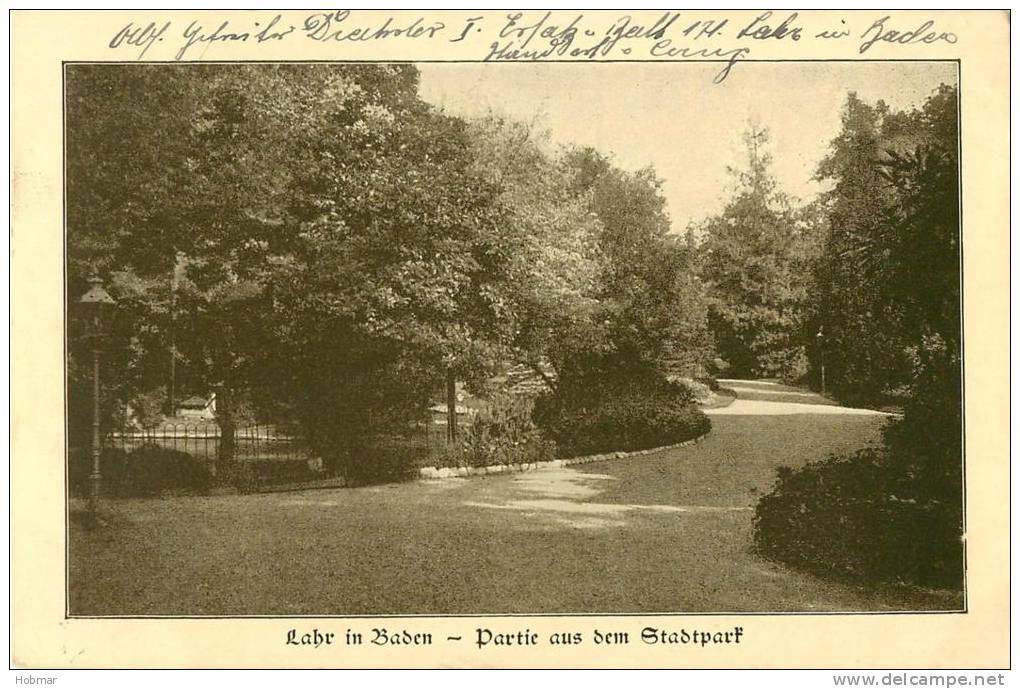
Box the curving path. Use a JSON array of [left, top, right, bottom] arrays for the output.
[[69, 380, 960, 615]]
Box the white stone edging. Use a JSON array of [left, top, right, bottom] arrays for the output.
[[417, 431, 710, 480]]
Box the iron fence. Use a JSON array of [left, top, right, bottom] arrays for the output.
[[100, 415, 482, 475], [106, 422, 317, 466]]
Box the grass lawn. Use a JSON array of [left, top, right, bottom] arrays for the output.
[[69, 383, 962, 616]]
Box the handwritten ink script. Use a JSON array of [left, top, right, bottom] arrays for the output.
[[107, 10, 959, 83]]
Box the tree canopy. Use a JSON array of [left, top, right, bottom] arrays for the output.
[[66, 64, 714, 472]]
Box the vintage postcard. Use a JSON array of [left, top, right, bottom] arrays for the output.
[[9, 9, 1010, 669]]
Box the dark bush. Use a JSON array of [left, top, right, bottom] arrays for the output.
[[754, 329, 963, 591], [883, 334, 963, 500], [535, 393, 710, 458], [70, 444, 212, 497], [752, 449, 963, 590], [533, 354, 710, 458], [338, 437, 428, 487]]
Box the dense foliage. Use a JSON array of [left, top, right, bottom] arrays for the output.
[[338, 438, 431, 487], [564, 148, 713, 377], [520, 148, 714, 458], [810, 86, 960, 404], [753, 86, 962, 591], [753, 447, 962, 589]]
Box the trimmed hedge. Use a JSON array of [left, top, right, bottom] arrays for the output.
[[533, 368, 711, 458], [752, 449, 963, 590]]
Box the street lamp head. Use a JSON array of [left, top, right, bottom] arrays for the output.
[[80, 274, 115, 305], [79, 274, 116, 339]]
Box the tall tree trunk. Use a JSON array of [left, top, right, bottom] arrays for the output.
[[216, 384, 235, 477], [446, 369, 458, 442]]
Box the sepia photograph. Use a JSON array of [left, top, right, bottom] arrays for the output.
[[63, 59, 964, 619]]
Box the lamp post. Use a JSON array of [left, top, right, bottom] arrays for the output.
[[816, 327, 826, 396], [79, 274, 116, 527]]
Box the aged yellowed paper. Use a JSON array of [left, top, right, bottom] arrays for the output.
[[10, 9, 1009, 668]]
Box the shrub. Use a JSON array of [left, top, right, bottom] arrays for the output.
[[435, 394, 556, 468], [221, 456, 326, 494], [533, 356, 710, 458], [753, 449, 963, 589], [753, 331, 963, 590], [339, 437, 429, 487], [70, 444, 213, 497], [535, 392, 709, 458]]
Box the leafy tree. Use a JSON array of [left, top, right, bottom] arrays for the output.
[[66, 64, 434, 472], [127, 387, 168, 431], [873, 85, 962, 498], [464, 116, 606, 388], [811, 86, 959, 404], [697, 125, 824, 378], [561, 147, 713, 380], [67, 65, 204, 454], [255, 85, 547, 471]]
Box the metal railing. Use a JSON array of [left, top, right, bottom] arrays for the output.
[[106, 422, 315, 466]]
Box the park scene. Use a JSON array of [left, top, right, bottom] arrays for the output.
[[66, 62, 962, 615]]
